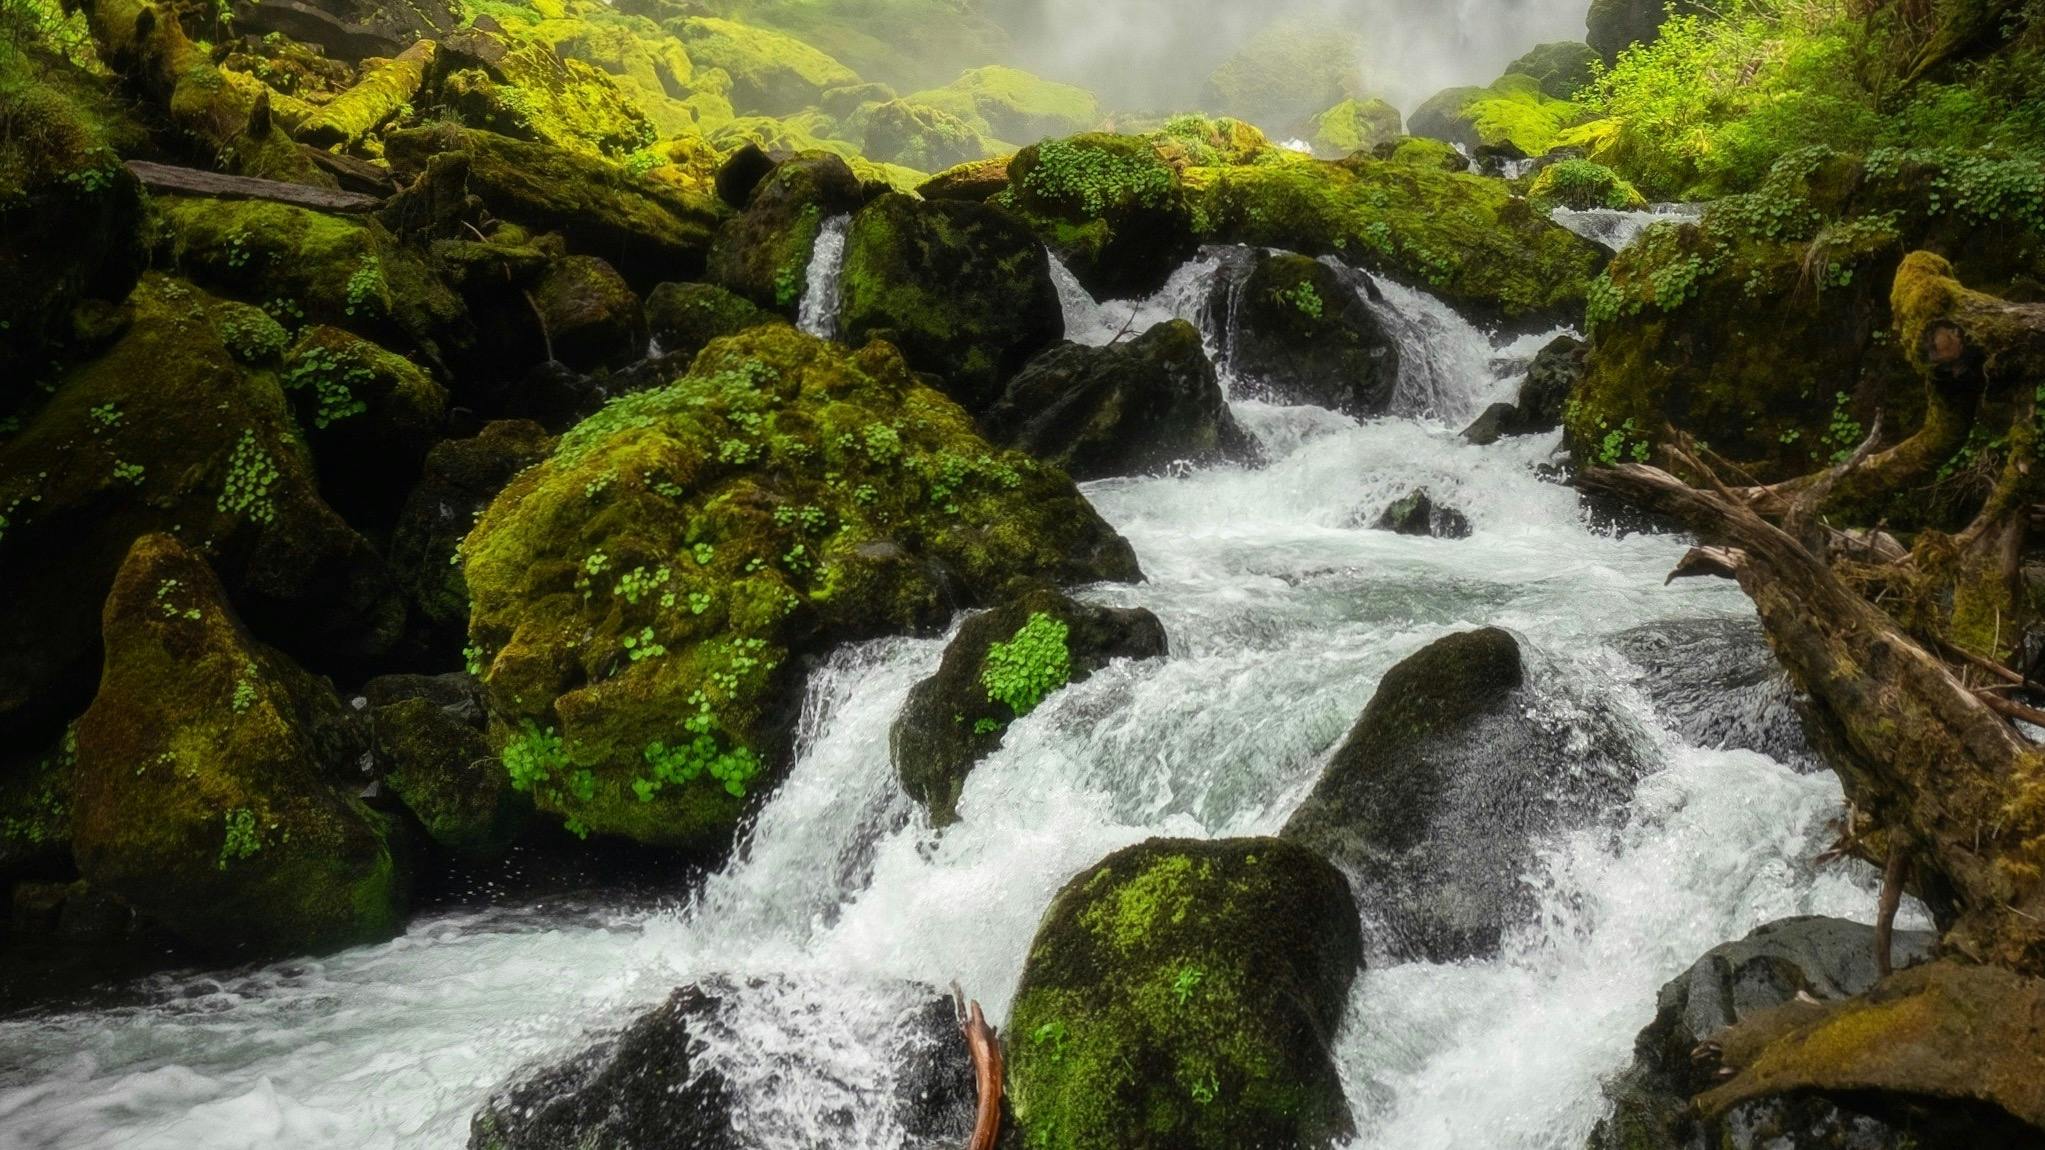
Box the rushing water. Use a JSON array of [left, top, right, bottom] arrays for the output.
[[0, 253, 1914, 1150], [1550, 204, 1707, 253], [795, 215, 852, 340]]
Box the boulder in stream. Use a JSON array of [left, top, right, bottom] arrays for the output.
[[1209, 249, 1400, 419], [1007, 837, 1362, 1150], [891, 587, 1167, 826], [980, 319, 1259, 481], [706, 151, 864, 315], [1611, 616, 1820, 767], [1282, 627, 1644, 961], [1372, 488, 1472, 539], [1005, 132, 1198, 300]]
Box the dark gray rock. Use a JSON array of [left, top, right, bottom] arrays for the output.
[[981, 320, 1258, 480], [1208, 249, 1400, 419], [1283, 628, 1646, 961], [1588, 916, 1937, 1150], [1372, 488, 1471, 539], [1612, 616, 1820, 768], [1461, 401, 1520, 446]]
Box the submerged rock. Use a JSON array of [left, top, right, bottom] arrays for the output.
[[1612, 616, 1819, 766], [1007, 837, 1362, 1150], [1210, 250, 1400, 418], [1372, 488, 1472, 539], [71, 535, 408, 955], [1283, 627, 1643, 961], [891, 587, 1167, 826], [981, 320, 1258, 480], [461, 327, 1138, 850], [470, 975, 972, 1150], [838, 193, 1062, 413]]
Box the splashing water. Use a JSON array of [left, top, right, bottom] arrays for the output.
[[1549, 204, 1706, 253], [796, 215, 852, 339], [0, 253, 1913, 1150]]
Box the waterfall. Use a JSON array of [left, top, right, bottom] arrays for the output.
[[1550, 204, 1706, 253], [796, 215, 851, 340], [0, 249, 1918, 1150]]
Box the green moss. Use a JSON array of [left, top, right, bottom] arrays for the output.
[[1528, 158, 1648, 212], [1307, 98, 1403, 158], [862, 99, 994, 172], [1005, 133, 1197, 297], [905, 65, 1098, 143], [1411, 72, 1591, 156], [1507, 41, 1599, 100], [672, 16, 858, 116], [462, 326, 1136, 848]]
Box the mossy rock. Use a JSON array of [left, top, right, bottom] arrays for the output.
[[434, 24, 657, 158], [461, 326, 1139, 849], [1526, 158, 1647, 213], [71, 533, 408, 955], [838, 193, 1063, 413], [0, 45, 148, 399], [156, 194, 471, 373], [376, 696, 529, 858], [1209, 249, 1400, 417], [1372, 488, 1470, 539], [1007, 836, 1362, 1150], [0, 725, 78, 883], [1189, 151, 1608, 322], [389, 420, 556, 655], [1006, 133, 1196, 299], [645, 282, 776, 362], [1200, 14, 1360, 134], [671, 16, 858, 116], [383, 125, 725, 291], [1375, 135, 1469, 172], [861, 99, 993, 174], [532, 12, 700, 137], [705, 151, 863, 315], [1409, 73, 1589, 157], [1305, 98, 1402, 159], [279, 325, 449, 531], [891, 587, 1166, 826], [0, 274, 402, 737], [1282, 628, 1643, 960], [532, 254, 645, 371], [983, 319, 1258, 480], [915, 155, 1014, 202], [904, 65, 1099, 144], [1505, 41, 1598, 100], [1587, 0, 1701, 64]]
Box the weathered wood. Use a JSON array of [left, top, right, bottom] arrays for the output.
[[301, 146, 399, 196], [297, 40, 435, 149], [959, 995, 1003, 1150], [125, 161, 382, 212]]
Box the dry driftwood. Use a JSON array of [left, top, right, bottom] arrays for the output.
[[125, 160, 383, 212]]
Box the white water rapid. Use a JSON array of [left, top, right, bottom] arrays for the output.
[[1550, 204, 1707, 253], [795, 215, 852, 340], [0, 252, 1919, 1150]]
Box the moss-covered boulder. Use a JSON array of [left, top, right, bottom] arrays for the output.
[[862, 99, 992, 173], [671, 16, 858, 116], [1282, 628, 1643, 960], [157, 195, 471, 372], [279, 324, 449, 529], [1006, 133, 1196, 299], [1589, 916, 1938, 1150], [891, 588, 1165, 826], [71, 534, 408, 955], [383, 126, 725, 290], [1191, 152, 1608, 322], [1007, 837, 1362, 1150], [1209, 250, 1399, 418], [1306, 98, 1402, 158], [0, 275, 402, 736], [1372, 488, 1471, 538], [389, 420, 556, 657], [460, 326, 1138, 849], [434, 24, 655, 158], [375, 695, 528, 859], [532, 254, 645, 371], [982, 319, 1258, 480], [1408, 73, 1589, 158], [1200, 14, 1360, 133], [1505, 41, 1598, 100], [705, 151, 863, 315], [904, 65, 1099, 143], [533, 11, 701, 138], [914, 155, 1014, 202], [838, 193, 1063, 413], [1526, 158, 1647, 213], [645, 282, 775, 361]]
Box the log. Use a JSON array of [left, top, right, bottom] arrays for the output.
[[297, 40, 436, 150], [124, 161, 382, 212], [959, 996, 1003, 1150]]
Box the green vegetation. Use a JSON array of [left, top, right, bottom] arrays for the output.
[[981, 613, 1072, 716]]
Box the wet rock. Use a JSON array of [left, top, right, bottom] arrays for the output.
[[839, 193, 1063, 413], [981, 320, 1258, 480], [1210, 250, 1399, 419], [1372, 488, 1472, 539], [862, 100, 991, 173], [1460, 402, 1521, 446], [1283, 628, 1644, 961], [1515, 333, 1586, 431], [1612, 616, 1819, 767], [892, 587, 1167, 826], [1305, 97, 1403, 158], [1585, 918, 1950, 1150], [71, 534, 407, 956], [0, 727, 76, 884], [1007, 133, 1198, 299], [375, 697, 527, 858], [280, 324, 450, 531], [531, 255, 645, 371], [470, 975, 972, 1150], [914, 156, 1013, 202], [1506, 41, 1599, 100], [463, 327, 1139, 850], [1007, 837, 1362, 1150], [706, 151, 863, 315], [389, 421, 556, 658], [645, 282, 777, 361]]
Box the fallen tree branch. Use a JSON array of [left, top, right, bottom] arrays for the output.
[[125, 160, 383, 212], [953, 987, 1003, 1150]]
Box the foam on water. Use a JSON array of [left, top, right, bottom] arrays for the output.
[[1550, 204, 1707, 253], [795, 215, 851, 339], [0, 254, 1911, 1150]]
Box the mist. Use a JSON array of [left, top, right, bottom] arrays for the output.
[[995, 0, 1592, 117]]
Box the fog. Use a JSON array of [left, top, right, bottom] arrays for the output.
[[996, 0, 1591, 116]]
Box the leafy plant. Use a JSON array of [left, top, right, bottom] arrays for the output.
[[982, 613, 1071, 716], [217, 807, 261, 869]]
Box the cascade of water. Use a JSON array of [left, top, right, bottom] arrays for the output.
[[0, 247, 1914, 1150], [796, 215, 852, 339], [1550, 204, 1706, 253]]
